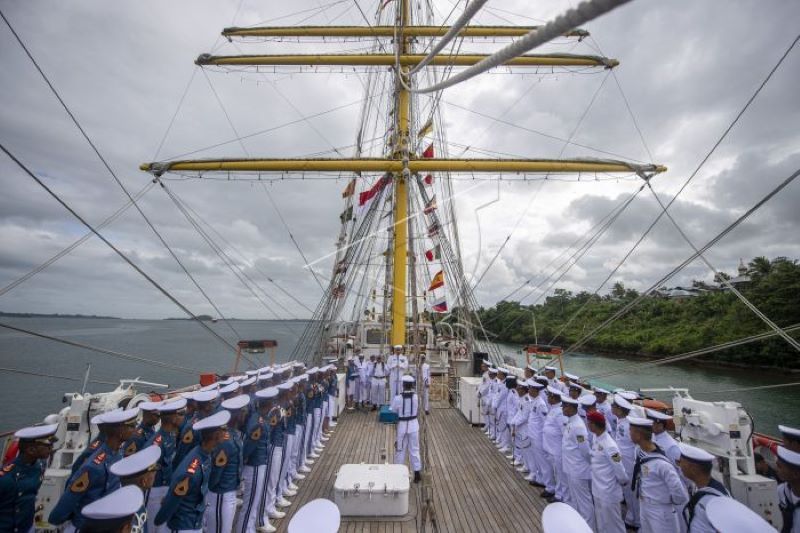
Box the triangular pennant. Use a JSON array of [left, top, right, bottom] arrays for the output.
[[424, 245, 441, 261], [428, 270, 444, 291], [422, 143, 434, 158], [342, 179, 356, 198]]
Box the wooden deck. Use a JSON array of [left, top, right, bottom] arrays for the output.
[[275, 406, 547, 532]]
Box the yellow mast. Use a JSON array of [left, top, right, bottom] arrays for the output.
[[390, 0, 411, 346]]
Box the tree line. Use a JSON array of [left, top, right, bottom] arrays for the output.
[[471, 256, 800, 369]]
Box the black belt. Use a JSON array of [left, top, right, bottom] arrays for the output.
[[399, 415, 418, 421]]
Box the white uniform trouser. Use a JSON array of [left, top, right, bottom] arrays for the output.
[[303, 413, 314, 461], [359, 378, 369, 403], [566, 474, 595, 528], [262, 445, 283, 519], [313, 407, 324, 447], [206, 490, 236, 533], [622, 456, 639, 526], [371, 377, 386, 405], [289, 424, 302, 479], [389, 376, 401, 398], [146, 485, 169, 533], [422, 386, 430, 412], [517, 434, 536, 474], [395, 429, 422, 472], [278, 433, 295, 497], [639, 500, 680, 533], [328, 393, 337, 418], [496, 411, 510, 448], [544, 449, 568, 501], [593, 496, 626, 533], [240, 464, 267, 533], [531, 435, 548, 484]]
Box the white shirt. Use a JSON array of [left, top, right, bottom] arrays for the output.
[[543, 402, 566, 456], [509, 393, 531, 429], [778, 482, 800, 533], [371, 361, 387, 378], [562, 413, 592, 480], [417, 363, 430, 387], [526, 394, 548, 440], [391, 392, 419, 433], [614, 417, 636, 464], [634, 448, 689, 506], [685, 480, 729, 533], [387, 355, 409, 378], [590, 430, 628, 502]]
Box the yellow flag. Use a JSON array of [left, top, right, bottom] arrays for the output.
[[417, 118, 433, 139]]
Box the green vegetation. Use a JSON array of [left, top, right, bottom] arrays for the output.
[[474, 256, 800, 369]]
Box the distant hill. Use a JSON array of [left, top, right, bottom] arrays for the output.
[[0, 311, 120, 319]]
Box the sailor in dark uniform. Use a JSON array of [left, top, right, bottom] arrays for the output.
[[677, 443, 729, 533], [145, 398, 186, 533], [154, 410, 230, 533], [124, 401, 160, 457], [776, 445, 800, 533], [240, 386, 276, 533], [71, 414, 106, 476], [0, 423, 57, 533], [49, 407, 139, 532], [80, 485, 144, 533], [206, 394, 249, 533], [109, 443, 161, 532], [174, 390, 219, 467]]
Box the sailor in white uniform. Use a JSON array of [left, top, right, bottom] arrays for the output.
[[492, 370, 511, 452], [776, 444, 800, 533], [370, 354, 388, 408], [526, 378, 549, 488], [482, 368, 498, 438], [387, 345, 409, 399], [509, 379, 532, 474], [612, 394, 640, 529], [392, 375, 422, 482], [542, 386, 568, 503], [417, 354, 431, 415], [677, 443, 729, 533], [629, 416, 689, 533], [80, 485, 144, 533], [354, 353, 367, 406], [561, 395, 594, 527], [593, 387, 616, 433], [363, 356, 374, 408], [780, 425, 800, 452], [587, 410, 627, 533]]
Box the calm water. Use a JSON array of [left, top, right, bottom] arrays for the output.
[[0, 318, 797, 434]]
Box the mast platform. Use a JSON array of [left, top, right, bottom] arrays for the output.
[[276, 407, 547, 532]]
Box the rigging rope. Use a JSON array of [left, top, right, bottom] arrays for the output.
[[0, 366, 117, 387], [0, 143, 240, 356], [564, 166, 800, 356], [581, 324, 800, 381], [409, 0, 631, 93], [692, 382, 800, 395], [0, 321, 202, 375]]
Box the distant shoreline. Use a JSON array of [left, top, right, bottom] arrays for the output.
[[0, 311, 120, 319], [0, 312, 310, 322]]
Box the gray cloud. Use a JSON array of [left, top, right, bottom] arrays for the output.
[[1, 0, 798, 323]]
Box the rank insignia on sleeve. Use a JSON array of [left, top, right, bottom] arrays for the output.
[[270, 415, 279, 427], [174, 476, 190, 496], [70, 471, 90, 493], [215, 450, 228, 467], [611, 452, 621, 463], [89, 440, 100, 450], [187, 458, 200, 475], [182, 431, 194, 444], [250, 427, 261, 441], [93, 452, 107, 465], [576, 435, 585, 443]]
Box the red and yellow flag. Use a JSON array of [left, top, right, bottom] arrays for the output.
[[428, 270, 444, 291]]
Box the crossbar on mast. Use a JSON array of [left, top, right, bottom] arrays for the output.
[[195, 53, 617, 68], [141, 158, 666, 175], [222, 25, 589, 39]]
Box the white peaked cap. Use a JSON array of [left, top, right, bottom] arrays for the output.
[[613, 395, 633, 410], [277, 382, 293, 391], [240, 377, 257, 388], [81, 485, 143, 521], [402, 375, 415, 383], [221, 394, 251, 411], [578, 395, 597, 407], [593, 386, 610, 395], [561, 396, 579, 406], [191, 390, 219, 403], [256, 387, 280, 400], [137, 401, 161, 412], [564, 372, 579, 381], [779, 424, 800, 439], [546, 386, 562, 397], [110, 445, 161, 477], [198, 383, 220, 392], [678, 443, 715, 464], [645, 408, 672, 422], [627, 416, 653, 428], [15, 423, 58, 442], [777, 445, 800, 468], [393, 344, 403, 349], [158, 398, 187, 413], [542, 502, 592, 533], [99, 407, 139, 424], [219, 382, 241, 395], [528, 380, 545, 389], [192, 410, 230, 432], [288, 498, 341, 533], [705, 495, 775, 533], [543, 366, 557, 372]]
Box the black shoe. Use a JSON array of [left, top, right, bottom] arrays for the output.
[[539, 490, 554, 498], [414, 471, 421, 483], [529, 481, 545, 488], [545, 495, 561, 504], [624, 523, 639, 531], [425, 410, 430, 415]]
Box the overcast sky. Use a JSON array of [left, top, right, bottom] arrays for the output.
[[1, 0, 798, 320]]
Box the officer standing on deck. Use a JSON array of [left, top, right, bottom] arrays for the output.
[[206, 394, 249, 533], [155, 410, 230, 533], [387, 344, 409, 399], [629, 416, 688, 533], [146, 398, 186, 533], [124, 401, 160, 456], [541, 386, 566, 503], [0, 423, 57, 533], [561, 395, 594, 527], [418, 353, 431, 415], [392, 375, 422, 482], [371, 354, 388, 409], [612, 394, 640, 529], [50, 407, 139, 533], [677, 443, 729, 533], [109, 443, 161, 531], [587, 410, 627, 533], [775, 445, 800, 533]]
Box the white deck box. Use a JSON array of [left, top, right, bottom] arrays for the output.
[[458, 376, 483, 425], [333, 463, 410, 516]]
